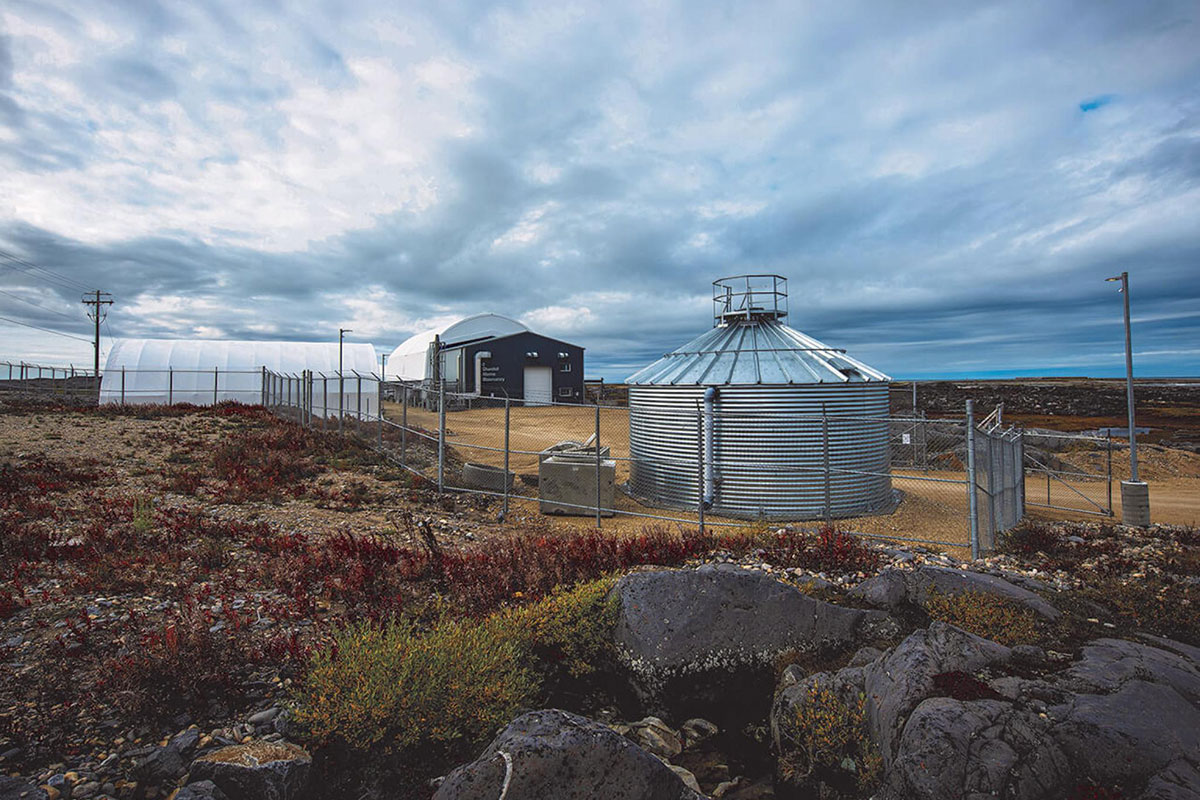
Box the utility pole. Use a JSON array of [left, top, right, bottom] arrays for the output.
[[81, 291, 113, 377], [381, 353, 388, 381], [1105, 271, 1149, 525]]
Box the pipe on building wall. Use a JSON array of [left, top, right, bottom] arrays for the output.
[[703, 386, 717, 506]]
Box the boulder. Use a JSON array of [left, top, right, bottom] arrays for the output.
[[0, 777, 48, 800], [771, 627, 1200, 800], [432, 709, 703, 800], [187, 741, 311, 800], [849, 566, 1060, 621], [863, 621, 1012, 763], [172, 781, 230, 800], [612, 565, 894, 715]]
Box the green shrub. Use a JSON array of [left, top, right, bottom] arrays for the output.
[[503, 576, 619, 680], [777, 681, 881, 796], [923, 589, 1040, 646], [292, 576, 618, 756]]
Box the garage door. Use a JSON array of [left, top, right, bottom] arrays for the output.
[[524, 366, 553, 406]]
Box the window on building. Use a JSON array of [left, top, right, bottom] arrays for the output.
[[558, 387, 573, 397], [560, 362, 571, 372]]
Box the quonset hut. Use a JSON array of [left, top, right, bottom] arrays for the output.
[[625, 275, 892, 520], [98, 338, 379, 417]]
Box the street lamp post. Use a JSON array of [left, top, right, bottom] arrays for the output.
[[1105, 272, 1149, 526], [339, 328, 352, 434]]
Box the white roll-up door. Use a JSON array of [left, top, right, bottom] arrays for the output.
[[523, 366, 553, 405]]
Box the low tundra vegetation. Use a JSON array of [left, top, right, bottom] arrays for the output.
[[776, 681, 882, 798], [294, 577, 620, 788], [923, 588, 1042, 647]]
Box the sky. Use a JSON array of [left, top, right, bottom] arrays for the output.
[[1, 0, 1198, 380]]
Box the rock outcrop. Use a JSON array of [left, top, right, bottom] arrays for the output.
[[432, 709, 703, 800], [771, 623, 1200, 800], [848, 565, 1060, 620], [612, 564, 895, 715]]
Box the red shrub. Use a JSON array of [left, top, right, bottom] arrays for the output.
[[103, 600, 260, 716], [763, 526, 880, 573]]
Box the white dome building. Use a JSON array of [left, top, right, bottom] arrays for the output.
[[99, 338, 379, 417]]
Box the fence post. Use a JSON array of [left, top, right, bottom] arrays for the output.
[[437, 381, 446, 492], [595, 402, 602, 529], [696, 404, 706, 536], [401, 385, 408, 464], [966, 400, 980, 560], [377, 376, 383, 448], [822, 406, 832, 524], [121, 367, 126, 405], [1106, 431, 1113, 516], [503, 397, 510, 519], [322, 376, 328, 430], [168, 367, 173, 405], [356, 374, 362, 422], [214, 367, 219, 406], [987, 431, 999, 544], [338, 370, 344, 435]]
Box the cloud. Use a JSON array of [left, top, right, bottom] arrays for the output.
[[0, 0, 1198, 380]]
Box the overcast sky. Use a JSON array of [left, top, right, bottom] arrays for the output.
[[1, 0, 1198, 380]]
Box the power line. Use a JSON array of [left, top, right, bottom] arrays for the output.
[[0, 288, 80, 320], [0, 249, 95, 293], [0, 314, 93, 343]]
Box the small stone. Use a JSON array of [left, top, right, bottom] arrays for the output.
[[667, 765, 701, 793], [680, 718, 719, 750], [712, 778, 741, 798], [73, 781, 101, 798], [247, 708, 279, 726], [628, 717, 683, 759]]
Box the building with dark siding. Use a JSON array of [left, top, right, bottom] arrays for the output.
[[386, 313, 584, 404]]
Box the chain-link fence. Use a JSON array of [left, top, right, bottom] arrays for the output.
[[277, 380, 1032, 557], [5, 359, 1080, 557], [0, 360, 100, 403], [1022, 429, 1115, 518]]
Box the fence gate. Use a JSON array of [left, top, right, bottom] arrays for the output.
[[974, 424, 1025, 553], [1022, 430, 1114, 517]]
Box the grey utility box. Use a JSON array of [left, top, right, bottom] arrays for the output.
[[539, 455, 615, 517]]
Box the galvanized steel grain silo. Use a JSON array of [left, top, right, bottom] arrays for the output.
[[625, 275, 893, 520]]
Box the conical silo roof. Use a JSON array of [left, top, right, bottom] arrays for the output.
[[626, 317, 890, 385]]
